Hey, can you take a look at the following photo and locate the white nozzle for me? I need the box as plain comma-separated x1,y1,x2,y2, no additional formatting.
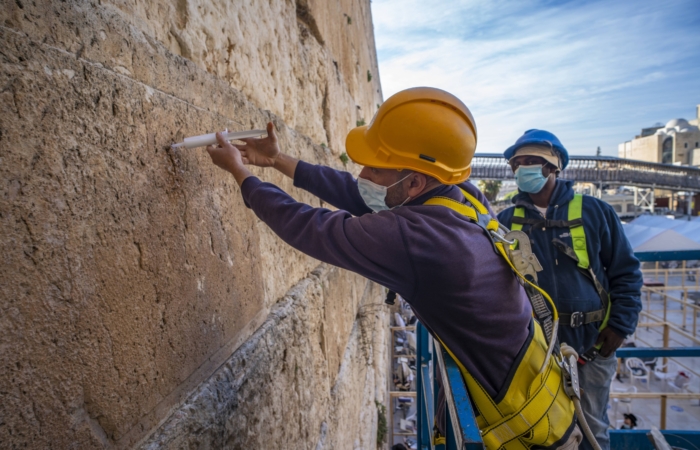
172,129,266,149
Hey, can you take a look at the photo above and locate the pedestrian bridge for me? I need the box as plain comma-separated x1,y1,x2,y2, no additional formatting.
471,155,700,192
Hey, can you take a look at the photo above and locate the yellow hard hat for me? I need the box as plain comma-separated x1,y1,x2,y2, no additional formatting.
346,87,477,184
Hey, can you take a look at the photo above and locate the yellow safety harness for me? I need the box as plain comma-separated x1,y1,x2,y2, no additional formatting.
424,189,577,450
511,194,611,362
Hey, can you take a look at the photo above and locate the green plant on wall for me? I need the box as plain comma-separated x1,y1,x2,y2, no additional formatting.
339,152,349,166
375,401,387,446
356,119,366,127
347,16,352,24
367,70,372,82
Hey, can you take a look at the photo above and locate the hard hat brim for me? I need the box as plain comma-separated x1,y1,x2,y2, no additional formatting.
510,146,561,170
345,126,471,184
346,125,387,169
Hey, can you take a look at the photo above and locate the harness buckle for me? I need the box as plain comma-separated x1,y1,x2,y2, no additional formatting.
560,354,581,400
579,347,599,365
489,230,516,246
570,311,585,328
502,230,543,282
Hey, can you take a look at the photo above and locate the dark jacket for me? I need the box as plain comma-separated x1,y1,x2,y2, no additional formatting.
498,179,643,354
241,161,533,398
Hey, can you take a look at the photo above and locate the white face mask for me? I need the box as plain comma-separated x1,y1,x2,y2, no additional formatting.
357,174,412,212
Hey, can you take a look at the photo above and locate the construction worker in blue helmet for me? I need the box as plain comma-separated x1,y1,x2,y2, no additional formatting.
498,129,643,450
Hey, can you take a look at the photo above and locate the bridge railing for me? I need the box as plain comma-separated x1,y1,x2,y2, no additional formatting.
415,322,700,450
470,154,700,191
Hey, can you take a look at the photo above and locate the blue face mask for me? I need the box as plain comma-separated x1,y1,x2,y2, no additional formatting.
357,174,411,212
515,165,549,193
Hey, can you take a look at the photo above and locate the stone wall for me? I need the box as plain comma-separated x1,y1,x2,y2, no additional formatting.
0,1,387,448
621,134,662,163
673,131,700,165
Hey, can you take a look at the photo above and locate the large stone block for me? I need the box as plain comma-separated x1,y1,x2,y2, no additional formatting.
0,0,382,157
138,265,388,449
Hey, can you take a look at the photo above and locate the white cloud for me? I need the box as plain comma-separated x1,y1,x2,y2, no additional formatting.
371,0,700,155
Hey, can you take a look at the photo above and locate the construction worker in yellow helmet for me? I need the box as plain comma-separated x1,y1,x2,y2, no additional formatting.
204,87,580,449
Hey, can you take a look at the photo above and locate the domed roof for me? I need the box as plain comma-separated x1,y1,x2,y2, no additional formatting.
666,118,690,129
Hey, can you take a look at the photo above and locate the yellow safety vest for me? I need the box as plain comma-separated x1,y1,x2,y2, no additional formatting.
511,194,611,333
424,189,577,450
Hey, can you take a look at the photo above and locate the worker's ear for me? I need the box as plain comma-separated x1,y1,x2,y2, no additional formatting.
405,172,429,197
544,164,559,178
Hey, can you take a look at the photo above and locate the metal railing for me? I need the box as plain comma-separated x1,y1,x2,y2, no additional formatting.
416,323,483,449
415,321,700,449
642,265,700,291
471,154,700,191
612,347,700,433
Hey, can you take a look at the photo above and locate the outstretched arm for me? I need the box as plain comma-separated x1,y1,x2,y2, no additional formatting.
204,133,414,296
292,162,372,216
214,122,371,215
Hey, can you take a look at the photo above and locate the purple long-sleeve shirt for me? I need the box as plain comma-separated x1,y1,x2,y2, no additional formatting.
240,161,532,398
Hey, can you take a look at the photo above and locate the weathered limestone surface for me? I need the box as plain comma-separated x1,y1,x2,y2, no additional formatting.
139,266,387,450
0,1,386,448
103,0,382,153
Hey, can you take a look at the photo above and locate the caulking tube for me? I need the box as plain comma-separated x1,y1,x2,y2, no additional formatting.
171,129,267,149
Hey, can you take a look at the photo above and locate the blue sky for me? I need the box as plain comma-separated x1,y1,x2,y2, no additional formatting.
370,0,700,156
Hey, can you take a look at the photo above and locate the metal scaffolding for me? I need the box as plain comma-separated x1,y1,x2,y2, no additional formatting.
634,187,655,214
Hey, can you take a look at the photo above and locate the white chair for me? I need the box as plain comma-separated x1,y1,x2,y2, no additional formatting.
399,418,416,433
611,385,637,416
653,360,679,384
665,370,699,405
652,360,693,394
626,357,650,388
642,357,658,371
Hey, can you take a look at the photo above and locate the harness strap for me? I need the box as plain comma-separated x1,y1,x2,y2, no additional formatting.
511,217,584,229
424,191,499,234
429,190,560,342
511,207,525,250
512,208,525,232
559,310,606,328
424,190,570,448
424,196,479,222
482,363,562,450
556,195,611,331
568,194,589,269
524,284,554,341
512,195,611,331
427,191,557,323
438,324,562,450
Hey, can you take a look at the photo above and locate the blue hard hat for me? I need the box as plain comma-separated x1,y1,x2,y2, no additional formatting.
503,129,569,170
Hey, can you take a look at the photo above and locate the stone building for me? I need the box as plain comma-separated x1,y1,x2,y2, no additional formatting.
0,1,390,448
618,106,700,166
